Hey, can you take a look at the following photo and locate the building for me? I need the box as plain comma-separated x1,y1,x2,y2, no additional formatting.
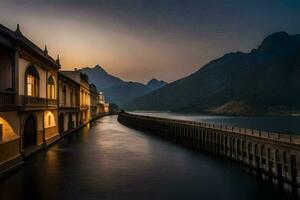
89,84,98,119
98,92,109,114
0,24,60,169
0,24,110,176
60,70,91,125
58,73,80,135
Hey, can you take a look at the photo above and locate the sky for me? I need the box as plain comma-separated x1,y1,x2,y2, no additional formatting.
1,0,300,83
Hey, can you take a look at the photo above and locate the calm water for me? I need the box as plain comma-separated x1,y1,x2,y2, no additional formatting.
0,116,297,199
131,111,300,135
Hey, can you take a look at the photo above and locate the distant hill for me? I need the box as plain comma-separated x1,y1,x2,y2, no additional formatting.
80,65,167,106
125,32,300,116
146,79,168,90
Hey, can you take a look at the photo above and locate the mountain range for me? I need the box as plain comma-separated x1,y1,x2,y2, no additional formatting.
80,65,167,105
125,32,300,115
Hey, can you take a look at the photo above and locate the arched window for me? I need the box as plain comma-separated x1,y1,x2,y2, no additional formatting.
47,76,56,99
25,65,39,97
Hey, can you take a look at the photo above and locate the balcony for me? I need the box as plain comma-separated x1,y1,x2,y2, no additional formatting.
0,92,16,111
0,92,15,106
24,96,46,106
18,95,58,109
47,99,58,107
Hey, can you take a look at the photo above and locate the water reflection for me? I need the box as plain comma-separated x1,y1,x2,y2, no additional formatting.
0,116,298,200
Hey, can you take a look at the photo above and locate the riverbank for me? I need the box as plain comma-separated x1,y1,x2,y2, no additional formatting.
0,115,298,200
0,113,114,179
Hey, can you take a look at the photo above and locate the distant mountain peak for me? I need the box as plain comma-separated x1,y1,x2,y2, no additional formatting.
147,78,167,84
147,78,158,84
259,32,294,51
147,78,167,90
93,64,108,74
79,65,167,106
256,32,300,57
262,32,289,43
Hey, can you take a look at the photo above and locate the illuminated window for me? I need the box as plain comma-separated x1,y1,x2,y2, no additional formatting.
27,75,34,96
25,65,39,97
47,76,56,99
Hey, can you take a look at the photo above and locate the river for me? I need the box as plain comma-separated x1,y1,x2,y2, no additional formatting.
130,111,300,135
0,115,297,199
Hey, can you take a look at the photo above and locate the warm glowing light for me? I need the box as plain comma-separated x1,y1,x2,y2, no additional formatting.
0,117,17,142
104,104,109,113
47,76,56,99
44,111,56,128
26,75,34,96
0,123,3,140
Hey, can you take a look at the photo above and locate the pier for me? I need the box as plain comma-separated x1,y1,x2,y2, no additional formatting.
118,112,300,187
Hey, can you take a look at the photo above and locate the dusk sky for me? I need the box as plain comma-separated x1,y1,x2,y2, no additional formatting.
1,0,300,83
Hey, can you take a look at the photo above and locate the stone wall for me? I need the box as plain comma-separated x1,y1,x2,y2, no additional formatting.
118,112,300,187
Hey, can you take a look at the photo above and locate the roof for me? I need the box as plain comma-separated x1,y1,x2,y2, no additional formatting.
58,72,80,88
0,24,60,70
60,70,90,90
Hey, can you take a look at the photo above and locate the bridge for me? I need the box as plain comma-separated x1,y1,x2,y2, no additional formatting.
118,112,300,187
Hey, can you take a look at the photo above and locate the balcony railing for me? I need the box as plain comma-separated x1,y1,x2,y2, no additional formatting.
18,95,57,108
0,92,15,106
47,99,58,107
24,96,47,106
1,94,59,109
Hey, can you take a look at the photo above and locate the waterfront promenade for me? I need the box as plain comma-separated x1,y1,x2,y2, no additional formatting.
118,112,300,188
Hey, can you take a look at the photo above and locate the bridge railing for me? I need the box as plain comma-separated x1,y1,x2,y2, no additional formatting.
123,112,300,145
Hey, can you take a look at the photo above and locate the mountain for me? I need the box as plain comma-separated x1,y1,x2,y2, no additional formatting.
146,79,167,90
80,65,124,91
125,32,300,115
80,65,167,106
102,82,152,105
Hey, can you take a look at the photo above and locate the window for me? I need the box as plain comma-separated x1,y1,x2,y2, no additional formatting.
25,65,39,97
47,76,55,99
63,86,67,105
27,75,34,96
74,90,77,106
70,89,73,106
81,90,84,106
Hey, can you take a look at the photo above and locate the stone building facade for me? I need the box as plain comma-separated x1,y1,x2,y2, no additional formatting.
0,24,61,169
60,70,91,125
89,84,98,120
58,73,80,135
97,92,109,114
0,24,109,176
